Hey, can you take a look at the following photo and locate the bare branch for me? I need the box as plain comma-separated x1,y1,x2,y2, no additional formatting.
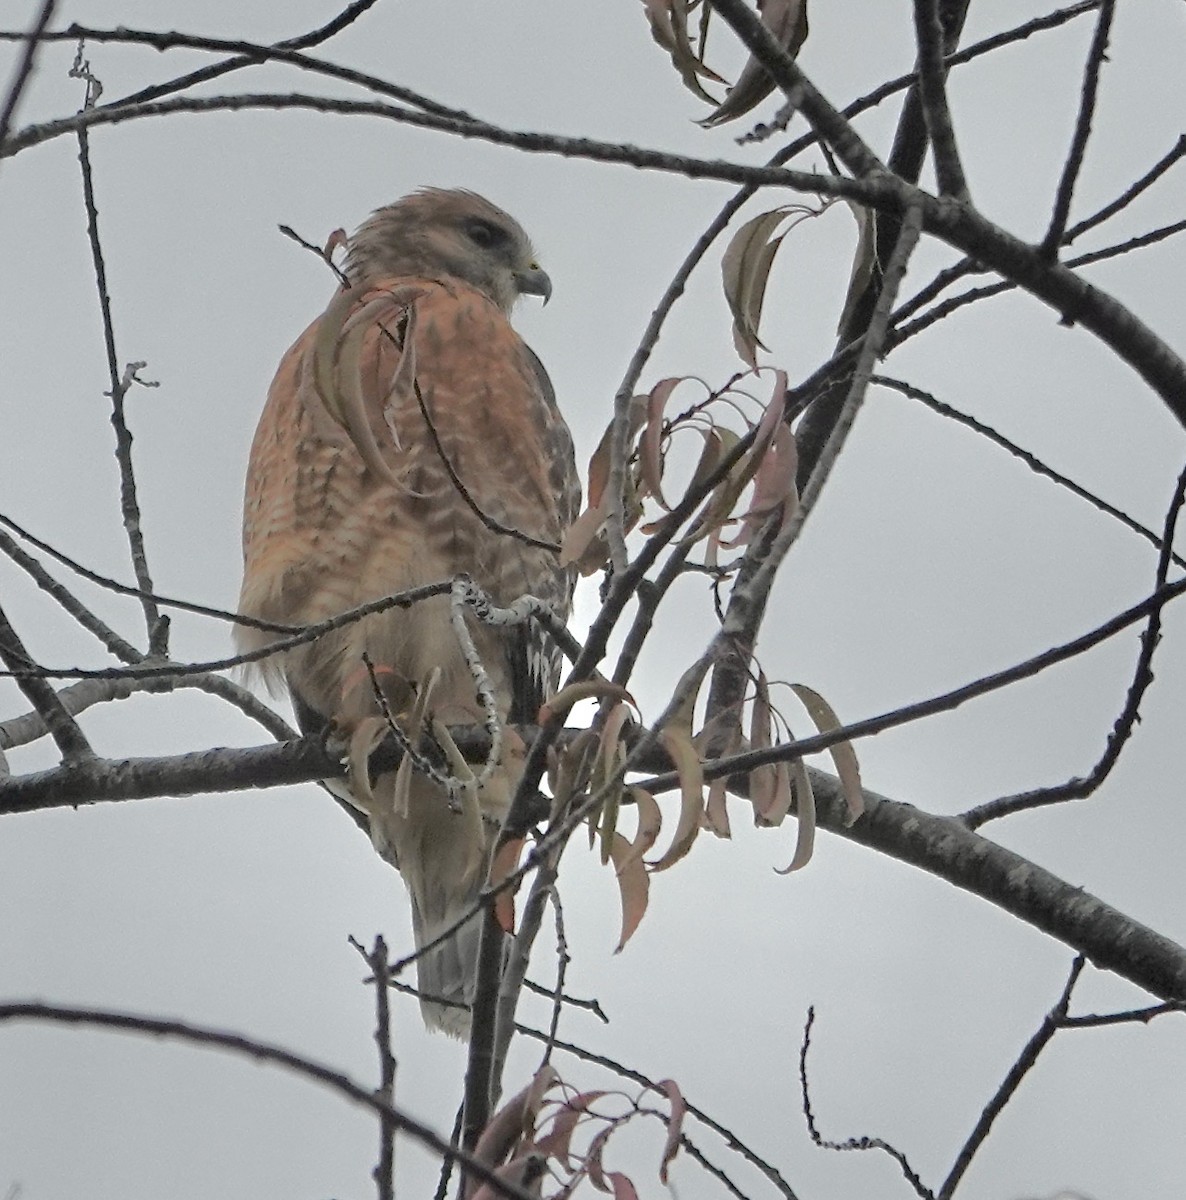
800,1007,934,1199
99,0,386,109
0,0,55,159
938,957,1086,1199
871,376,1186,570
1040,0,1116,258
0,600,93,764
962,461,1186,827
351,935,397,1200
0,525,142,662
72,60,166,654
0,1001,539,1200
913,0,970,200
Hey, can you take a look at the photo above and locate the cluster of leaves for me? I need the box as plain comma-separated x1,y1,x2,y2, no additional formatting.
465,1066,685,1200
643,0,809,128
545,368,863,952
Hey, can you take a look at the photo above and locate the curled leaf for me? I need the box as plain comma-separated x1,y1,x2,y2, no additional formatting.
643,0,726,103
650,726,704,871
608,831,650,952
467,1066,559,1198
639,377,686,509
775,759,815,872
653,1078,686,1183
700,0,809,129
721,208,791,367
791,682,864,823
614,788,662,873
538,680,635,726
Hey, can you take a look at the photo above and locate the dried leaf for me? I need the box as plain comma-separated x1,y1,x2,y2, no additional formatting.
720,422,799,548
837,199,878,336
748,670,776,821
791,682,864,823
586,395,647,510
617,788,662,870
489,836,526,933
470,1154,546,1200
721,208,790,367
642,0,727,103
559,502,608,571
323,226,348,259
700,0,809,129
608,831,650,951
467,1066,559,1198
539,680,635,726
703,777,731,837
764,760,796,829
587,1125,641,1200
535,1091,608,1168
653,1078,686,1183
775,760,815,871
650,726,704,871
639,377,686,509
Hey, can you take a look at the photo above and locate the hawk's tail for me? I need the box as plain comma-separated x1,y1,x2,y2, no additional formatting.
373,769,504,1040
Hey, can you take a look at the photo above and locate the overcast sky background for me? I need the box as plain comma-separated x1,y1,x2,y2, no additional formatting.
1,2,1185,1198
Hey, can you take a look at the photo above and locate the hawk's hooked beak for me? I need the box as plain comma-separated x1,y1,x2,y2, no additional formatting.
514,264,553,305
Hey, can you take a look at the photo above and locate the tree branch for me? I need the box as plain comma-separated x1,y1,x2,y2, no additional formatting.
1040,0,1116,257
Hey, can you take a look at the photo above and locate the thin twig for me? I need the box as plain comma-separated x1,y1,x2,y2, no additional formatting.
100,0,387,109
72,49,165,655
351,935,397,1200
0,510,305,634
542,885,567,1066
1059,1002,1186,1029
0,0,55,157
938,957,1085,1198
636,573,1186,796
0,526,142,662
515,1024,800,1199
1040,0,1116,258
871,376,1186,570
962,460,1186,827
799,1007,934,1199
0,1001,539,1200
1064,133,1186,245
0,601,93,763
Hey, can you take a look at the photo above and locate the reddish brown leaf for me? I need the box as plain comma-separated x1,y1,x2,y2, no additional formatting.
467,1067,559,1198
534,1091,608,1169
654,1078,686,1183
586,1126,640,1200
639,377,686,509
489,836,526,933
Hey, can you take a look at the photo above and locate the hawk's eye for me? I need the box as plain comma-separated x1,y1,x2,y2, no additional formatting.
465,219,504,249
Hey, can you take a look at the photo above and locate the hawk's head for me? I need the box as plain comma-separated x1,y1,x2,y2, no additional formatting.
345,188,551,313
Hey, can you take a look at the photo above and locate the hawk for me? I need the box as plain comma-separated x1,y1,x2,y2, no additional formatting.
237,189,580,1036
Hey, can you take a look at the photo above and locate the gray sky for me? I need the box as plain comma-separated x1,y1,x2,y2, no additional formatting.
2,2,1185,1198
